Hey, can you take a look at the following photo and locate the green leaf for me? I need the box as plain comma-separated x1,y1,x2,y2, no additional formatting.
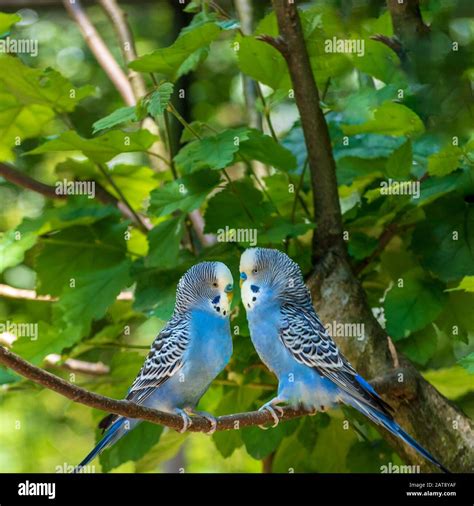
146,82,174,117
99,164,157,210
35,221,128,296
384,269,446,340
436,290,474,343
129,23,221,79
239,129,297,171
423,366,474,397
346,440,394,473
133,262,183,320
258,218,315,245
458,353,474,374
12,322,68,365
0,54,94,112
352,39,404,84
348,232,378,260
241,423,292,460
100,423,164,473
342,102,425,137
53,260,131,343
28,129,158,164
135,430,188,472
397,326,438,365
146,217,185,269
0,12,21,35
275,412,358,472
212,386,261,458
149,169,220,217
174,127,250,174
56,160,157,211
446,276,474,292
0,93,55,161
92,106,137,134
0,230,37,273
204,179,270,233
236,35,291,90
427,145,463,177
412,196,474,282
386,139,413,179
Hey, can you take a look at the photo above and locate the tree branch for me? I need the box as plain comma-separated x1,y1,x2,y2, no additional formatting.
98,0,147,99
272,1,474,472
0,283,133,302
386,0,430,43
269,1,345,264
0,163,67,200
0,345,311,433
62,0,136,106
44,354,110,376
0,162,151,232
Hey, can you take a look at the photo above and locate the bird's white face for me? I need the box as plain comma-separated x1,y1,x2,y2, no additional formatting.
239,248,261,312
209,262,234,318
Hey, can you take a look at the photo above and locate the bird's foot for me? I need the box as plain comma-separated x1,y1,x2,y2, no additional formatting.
258,399,285,430
175,408,193,433
185,408,217,435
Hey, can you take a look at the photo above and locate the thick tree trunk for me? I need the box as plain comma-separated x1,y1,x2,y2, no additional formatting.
272,0,474,472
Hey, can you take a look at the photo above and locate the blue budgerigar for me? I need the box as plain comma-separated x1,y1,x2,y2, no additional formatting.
76,261,234,471
239,247,449,473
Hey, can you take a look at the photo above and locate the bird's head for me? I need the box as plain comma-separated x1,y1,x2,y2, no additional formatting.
239,247,310,312
175,261,233,317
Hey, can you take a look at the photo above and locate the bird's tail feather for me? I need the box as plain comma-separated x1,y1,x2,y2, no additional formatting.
73,417,127,473
347,397,450,473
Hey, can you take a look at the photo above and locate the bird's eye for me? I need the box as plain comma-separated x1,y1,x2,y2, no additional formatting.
252,269,258,274
212,282,218,287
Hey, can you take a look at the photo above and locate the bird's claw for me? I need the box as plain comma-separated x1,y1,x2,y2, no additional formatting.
200,413,218,435
176,409,193,433
258,402,284,430
185,409,217,435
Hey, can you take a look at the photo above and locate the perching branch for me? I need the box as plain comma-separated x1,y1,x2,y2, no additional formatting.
0,345,311,432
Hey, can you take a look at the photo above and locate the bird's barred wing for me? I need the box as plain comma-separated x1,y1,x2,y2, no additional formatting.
278,303,350,371
278,303,391,414
127,313,191,404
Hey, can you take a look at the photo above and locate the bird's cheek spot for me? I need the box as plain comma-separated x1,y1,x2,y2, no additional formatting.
212,295,221,304
250,285,260,293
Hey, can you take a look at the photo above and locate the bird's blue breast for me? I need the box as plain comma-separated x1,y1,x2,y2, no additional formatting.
247,301,339,410
146,309,232,411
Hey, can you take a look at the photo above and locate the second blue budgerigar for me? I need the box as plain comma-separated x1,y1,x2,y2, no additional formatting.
76,261,234,471
239,247,449,473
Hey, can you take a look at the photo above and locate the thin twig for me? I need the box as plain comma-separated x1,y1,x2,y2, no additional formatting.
96,163,149,232
98,0,147,98
290,157,308,224
62,0,135,106
0,283,133,302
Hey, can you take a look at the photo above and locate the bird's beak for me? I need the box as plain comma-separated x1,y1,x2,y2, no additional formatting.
239,271,247,288
225,283,233,303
